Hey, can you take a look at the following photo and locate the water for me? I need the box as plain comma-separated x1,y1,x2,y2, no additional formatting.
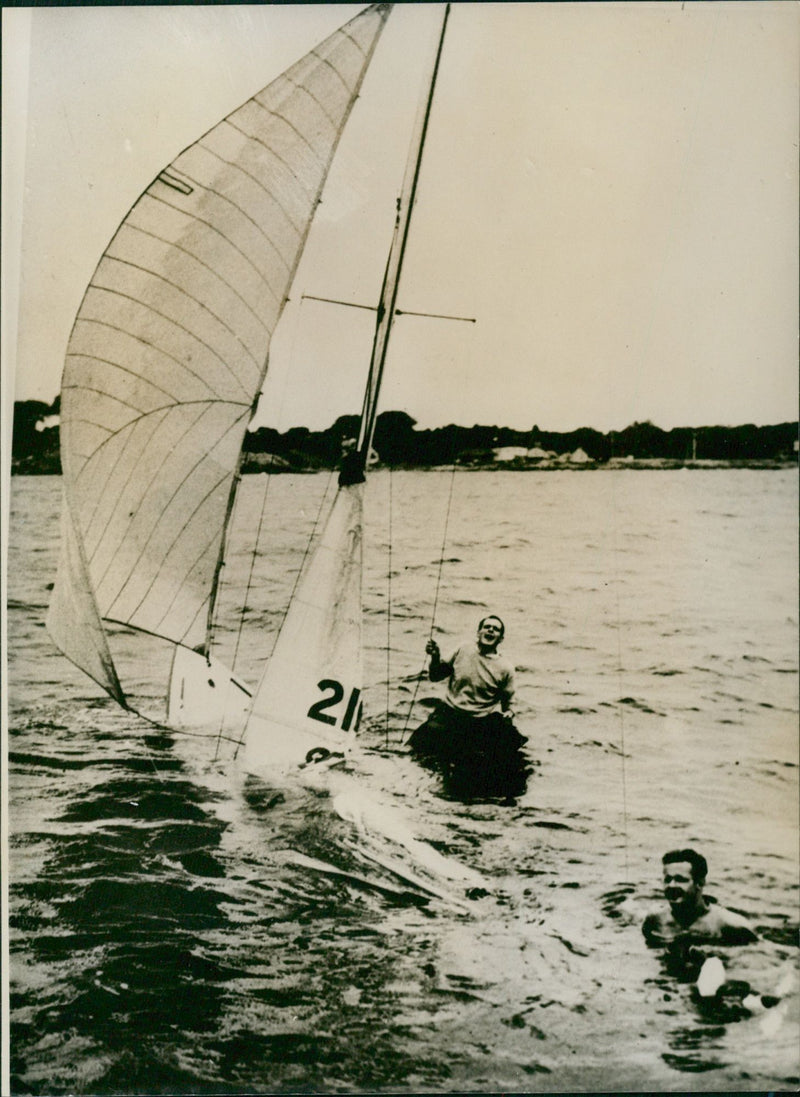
7,468,798,1093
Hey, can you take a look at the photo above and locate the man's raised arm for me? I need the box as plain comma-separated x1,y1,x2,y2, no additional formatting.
426,639,453,682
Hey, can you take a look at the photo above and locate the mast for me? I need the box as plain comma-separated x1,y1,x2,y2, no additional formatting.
202,4,394,649
243,5,451,769
341,3,451,486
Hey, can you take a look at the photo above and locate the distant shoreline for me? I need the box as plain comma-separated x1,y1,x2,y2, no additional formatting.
11,458,797,477
11,400,798,476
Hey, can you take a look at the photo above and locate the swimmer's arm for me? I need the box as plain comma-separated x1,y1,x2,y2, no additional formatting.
642,913,667,944
704,903,758,944
718,920,758,945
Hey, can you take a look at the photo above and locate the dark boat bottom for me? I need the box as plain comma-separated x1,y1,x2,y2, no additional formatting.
409,701,532,804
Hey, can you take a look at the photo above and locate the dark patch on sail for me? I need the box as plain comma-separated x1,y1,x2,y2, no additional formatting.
156,170,194,195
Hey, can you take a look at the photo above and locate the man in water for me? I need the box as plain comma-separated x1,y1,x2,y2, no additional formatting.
409,615,525,779
643,848,757,946
642,849,779,1019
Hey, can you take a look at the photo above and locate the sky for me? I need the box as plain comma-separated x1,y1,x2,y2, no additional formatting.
3,1,798,434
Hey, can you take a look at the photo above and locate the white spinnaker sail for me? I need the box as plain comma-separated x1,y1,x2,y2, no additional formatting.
244,483,364,771
47,5,392,713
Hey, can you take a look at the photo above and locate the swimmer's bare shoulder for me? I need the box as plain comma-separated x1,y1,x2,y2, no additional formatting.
692,904,758,944
643,905,757,945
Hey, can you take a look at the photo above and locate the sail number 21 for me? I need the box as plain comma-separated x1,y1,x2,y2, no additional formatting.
307,679,362,732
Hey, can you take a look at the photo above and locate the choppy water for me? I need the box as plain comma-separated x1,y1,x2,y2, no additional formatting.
7,468,799,1094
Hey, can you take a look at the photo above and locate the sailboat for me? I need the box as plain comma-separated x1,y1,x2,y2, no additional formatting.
47,4,452,781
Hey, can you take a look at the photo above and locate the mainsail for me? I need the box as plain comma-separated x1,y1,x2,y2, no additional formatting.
47,4,393,720
244,484,364,770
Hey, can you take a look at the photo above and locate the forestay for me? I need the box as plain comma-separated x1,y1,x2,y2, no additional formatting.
47,4,392,721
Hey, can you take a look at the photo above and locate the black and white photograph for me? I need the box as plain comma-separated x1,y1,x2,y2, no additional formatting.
2,2,798,1093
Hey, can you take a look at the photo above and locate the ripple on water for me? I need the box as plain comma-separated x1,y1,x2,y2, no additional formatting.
7,470,799,1092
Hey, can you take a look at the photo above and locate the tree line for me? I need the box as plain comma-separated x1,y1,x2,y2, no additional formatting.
10,398,798,474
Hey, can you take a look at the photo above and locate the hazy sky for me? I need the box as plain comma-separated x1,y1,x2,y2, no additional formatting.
4,2,798,433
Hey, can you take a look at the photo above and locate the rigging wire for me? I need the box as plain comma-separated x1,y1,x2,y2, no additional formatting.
142,739,167,785
234,466,273,668
280,469,339,646
428,459,458,642
384,466,394,748
605,11,721,882
213,465,273,760
222,292,326,760
399,460,458,743
609,471,630,883
231,468,338,759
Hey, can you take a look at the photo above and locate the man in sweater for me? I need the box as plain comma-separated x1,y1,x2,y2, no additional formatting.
409,616,526,784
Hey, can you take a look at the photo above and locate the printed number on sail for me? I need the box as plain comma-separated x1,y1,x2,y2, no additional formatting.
308,680,362,731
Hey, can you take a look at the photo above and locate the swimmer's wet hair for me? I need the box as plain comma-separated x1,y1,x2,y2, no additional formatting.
663,848,707,883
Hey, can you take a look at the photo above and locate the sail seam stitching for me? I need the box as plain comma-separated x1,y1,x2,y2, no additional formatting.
73,316,222,400
86,285,253,403
153,522,219,637
64,355,185,404
309,49,354,96
106,435,244,625
72,398,252,549
340,27,368,61
61,383,170,419
78,406,170,550
223,117,315,200
120,222,274,336
196,142,304,237
280,74,338,134
143,190,284,303
64,416,112,437
85,402,218,580
156,165,294,277
99,254,263,384
249,101,324,167
65,390,249,417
